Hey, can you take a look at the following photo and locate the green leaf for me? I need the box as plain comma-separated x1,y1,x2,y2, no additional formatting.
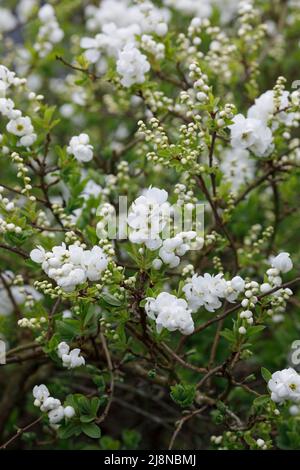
247,325,266,337
261,367,272,383
170,383,196,408
220,328,235,342
58,422,81,439
100,293,122,307
81,423,101,439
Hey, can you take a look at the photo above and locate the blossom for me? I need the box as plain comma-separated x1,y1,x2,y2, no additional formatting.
268,368,300,403
117,43,150,87
57,342,85,369
183,273,227,312
0,8,17,33
271,252,293,273
67,133,94,162
33,384,50,407
40,397,61,412
35,4,64,58
183,273,245,312
48,405,65,424
32,384,75,424
30,243,108,291
155,231,203,268
16,0,38,23
248,90,294,127
6,116,34,137
127,187,171,250
220,147,255,193
145,292,194,335
229,114,273,156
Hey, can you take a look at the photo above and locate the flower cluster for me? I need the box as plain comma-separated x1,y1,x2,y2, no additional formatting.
152,231,204,269
264,252,293,289
34,4,64,58
145,292,194,335
81,0,167,76
33,384,75,424
30,243,108,292
229,113,273,157
183,274,245,313
0,65,36,147
127,187,171,250
117,44,150,87
57,342,85,369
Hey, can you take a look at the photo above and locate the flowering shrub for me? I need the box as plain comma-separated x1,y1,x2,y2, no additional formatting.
1,0,300,451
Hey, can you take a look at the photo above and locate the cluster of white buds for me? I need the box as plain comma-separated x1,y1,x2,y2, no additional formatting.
182,264,195,277
189,63,210,104
0,217,22,234
0,186,16,214
211,435,223,445
116,161,130,190
18,316,47,330
10,152,36,201
33,384,75,424
174,184,197,206
51,202,76,229
143,89,172,113
237,281,260,334
34,4,64,58
141,35,165,61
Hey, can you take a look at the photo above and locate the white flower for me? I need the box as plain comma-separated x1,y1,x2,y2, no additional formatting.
57,342,85,369
40,397,61,412
35,4,64,57
183,273,227,312
145,292,194,335
57,341,70,358
6,116,34,137
117,43,150,87
248,90,294,127
0,8,17,33
157,232,202,268
48,405,65,424
271,252,293,273
128,187,171,250
225,276,245,302
33,384,50,407
268,368,300,404
17,0,37,23
67,133,94,162
0,65,20,97
82,246,109,281
229,114,273,156
0,98,17,119
220,147,255,193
